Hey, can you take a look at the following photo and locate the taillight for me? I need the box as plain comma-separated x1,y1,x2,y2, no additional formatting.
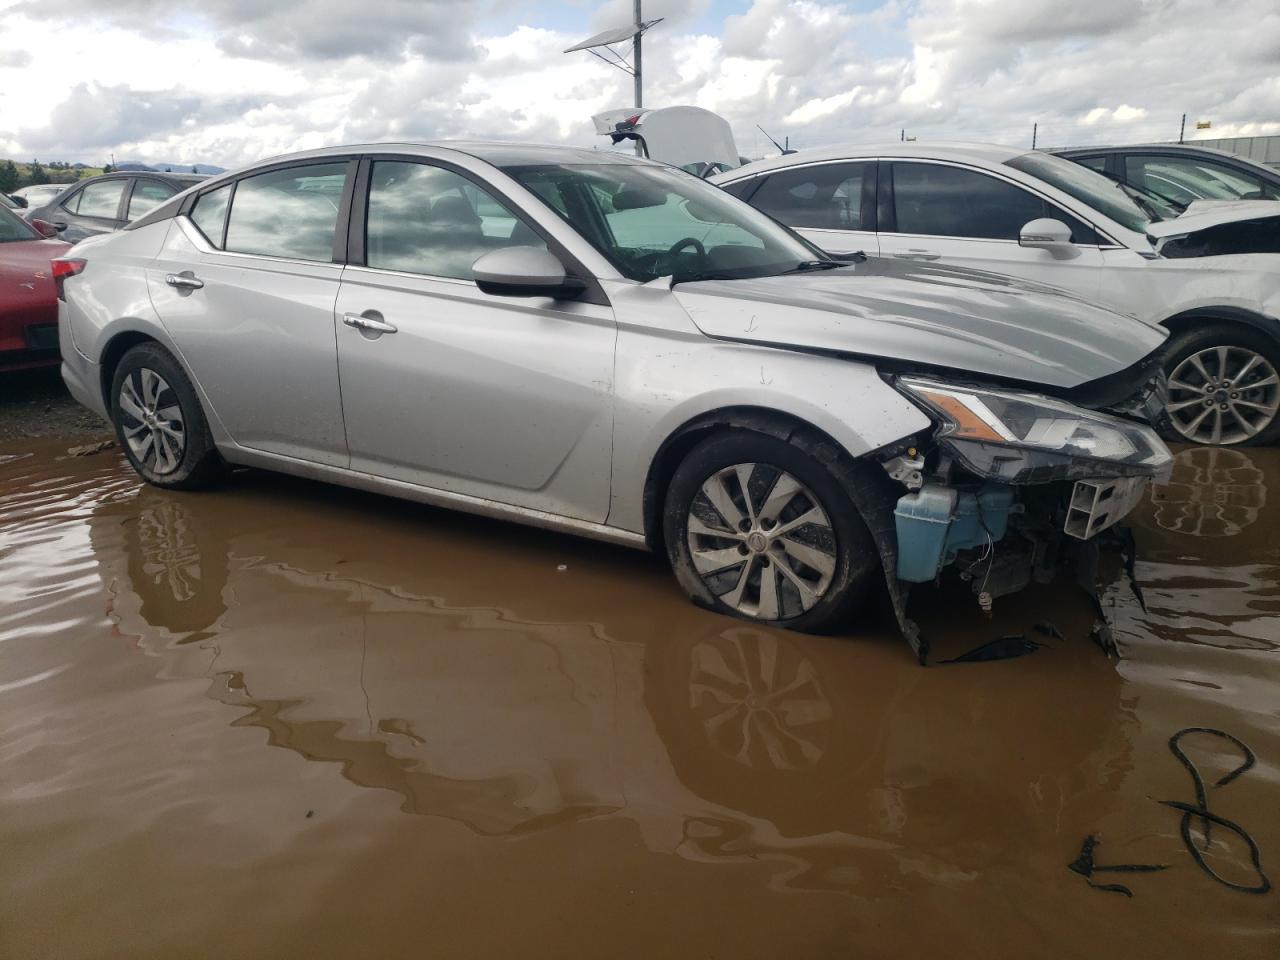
51,258,86,301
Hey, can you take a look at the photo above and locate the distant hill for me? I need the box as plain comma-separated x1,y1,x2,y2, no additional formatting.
115,161,226,174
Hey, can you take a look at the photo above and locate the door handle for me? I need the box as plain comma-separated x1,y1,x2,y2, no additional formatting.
165,272,204,290
342,312,398,334
891,249,941,261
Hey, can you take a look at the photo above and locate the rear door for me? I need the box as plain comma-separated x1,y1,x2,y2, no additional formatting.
738,161,879,257
333,156,617,522
51,177,130,242
147,159,355,466
877,160,1105,298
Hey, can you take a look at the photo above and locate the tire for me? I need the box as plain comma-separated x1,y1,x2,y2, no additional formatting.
110,342,225,489
1159,324,1280,447
663,430,879,634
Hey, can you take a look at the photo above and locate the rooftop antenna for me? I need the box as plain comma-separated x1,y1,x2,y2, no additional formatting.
756,125,796,155
565,1,663,111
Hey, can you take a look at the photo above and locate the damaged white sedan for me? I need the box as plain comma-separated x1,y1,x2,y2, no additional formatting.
57,143,1171,659
714,143,1280,446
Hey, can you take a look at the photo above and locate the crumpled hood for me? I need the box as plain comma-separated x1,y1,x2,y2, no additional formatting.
674,259,1167,391
1145,199,1280,240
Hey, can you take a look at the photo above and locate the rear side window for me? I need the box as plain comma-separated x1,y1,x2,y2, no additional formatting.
749,162,870,230
365,160,547,280
190,184,231,248
128,180,177,220
1074,155,1109,173
224,162,348,262
717,178,758,200
76,179,127,219
890,162,1101,244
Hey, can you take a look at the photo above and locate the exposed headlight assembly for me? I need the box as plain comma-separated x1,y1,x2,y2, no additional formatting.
896,376,1172,483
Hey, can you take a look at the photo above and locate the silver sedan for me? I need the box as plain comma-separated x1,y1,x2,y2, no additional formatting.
56,142,1171,656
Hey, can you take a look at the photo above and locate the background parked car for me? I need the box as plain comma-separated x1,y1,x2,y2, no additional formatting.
1054,143,1280,208
26,171,204,243
10,183,67,214
0,205,70,371
713,142,1280,446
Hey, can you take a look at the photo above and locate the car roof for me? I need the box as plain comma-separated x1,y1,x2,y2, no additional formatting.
232,141,655,172
1050,142,1280,178
719,141,1027,178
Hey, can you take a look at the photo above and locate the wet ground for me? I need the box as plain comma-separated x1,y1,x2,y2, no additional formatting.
0,367,107,444
1,426,1277,958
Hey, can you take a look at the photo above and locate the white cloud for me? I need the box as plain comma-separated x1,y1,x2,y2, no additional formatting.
0,0,1276,166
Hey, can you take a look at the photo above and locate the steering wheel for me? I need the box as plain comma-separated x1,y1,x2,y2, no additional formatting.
662,236,707,276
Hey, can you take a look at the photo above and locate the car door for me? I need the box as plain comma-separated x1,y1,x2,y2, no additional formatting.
146,159,355,466
333,157,616,522
737,161,880,257
124,177,180,224
50,176,130,242
877,160,1105,299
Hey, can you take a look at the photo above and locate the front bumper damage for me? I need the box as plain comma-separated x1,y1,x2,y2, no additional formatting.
863,369,1172,664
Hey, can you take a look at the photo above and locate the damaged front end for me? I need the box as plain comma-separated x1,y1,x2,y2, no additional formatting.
864,373,1173,664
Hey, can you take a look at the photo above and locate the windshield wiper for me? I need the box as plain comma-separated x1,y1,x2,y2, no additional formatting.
780,259,846,274
669,271,745,285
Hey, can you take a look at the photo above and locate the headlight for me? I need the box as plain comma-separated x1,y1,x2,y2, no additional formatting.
896,376,1172,482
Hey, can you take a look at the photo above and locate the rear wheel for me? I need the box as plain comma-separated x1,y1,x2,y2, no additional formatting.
663,430,878,634
110,342,225,489
1161,324,1280,446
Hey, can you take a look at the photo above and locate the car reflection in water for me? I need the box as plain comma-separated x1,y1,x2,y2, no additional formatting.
1112,445,1279,653
90,474,1134,898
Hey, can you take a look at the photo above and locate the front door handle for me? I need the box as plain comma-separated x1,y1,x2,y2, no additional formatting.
342,311,398,335
165,272,204,289
891,249,941,261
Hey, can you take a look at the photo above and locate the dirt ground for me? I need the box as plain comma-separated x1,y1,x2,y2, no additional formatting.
0,366,111,444
1,376,1277,959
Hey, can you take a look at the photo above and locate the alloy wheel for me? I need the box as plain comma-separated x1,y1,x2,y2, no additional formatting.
118,367,186,475
1166,346,1280,445
686,462,837,620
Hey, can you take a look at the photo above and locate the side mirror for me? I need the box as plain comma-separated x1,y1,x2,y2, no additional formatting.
1019,218,1078,259
472,247,584,299
30,219,61,239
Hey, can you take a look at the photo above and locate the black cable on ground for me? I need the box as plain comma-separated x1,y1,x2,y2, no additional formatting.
1159,727,1271,895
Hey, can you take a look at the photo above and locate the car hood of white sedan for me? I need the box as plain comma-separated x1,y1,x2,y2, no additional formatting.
1145,198,1280,239
672,258,1168,391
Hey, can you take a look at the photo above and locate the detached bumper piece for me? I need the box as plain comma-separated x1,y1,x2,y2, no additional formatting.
1064,476,1147,540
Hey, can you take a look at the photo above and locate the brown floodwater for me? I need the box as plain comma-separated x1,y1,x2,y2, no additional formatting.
1,438,1277,959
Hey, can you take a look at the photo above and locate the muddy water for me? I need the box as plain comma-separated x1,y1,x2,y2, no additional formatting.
1,439,1276,959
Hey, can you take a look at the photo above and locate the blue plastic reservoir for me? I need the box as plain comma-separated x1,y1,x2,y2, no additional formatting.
894,484,1014,583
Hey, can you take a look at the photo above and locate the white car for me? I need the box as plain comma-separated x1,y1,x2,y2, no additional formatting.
713,143,1280,446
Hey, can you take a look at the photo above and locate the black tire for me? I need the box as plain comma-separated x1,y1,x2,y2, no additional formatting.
110,342,225,489
663,430,879,634
1158,323,1280,447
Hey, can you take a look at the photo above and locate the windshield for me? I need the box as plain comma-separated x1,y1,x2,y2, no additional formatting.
500,161,824,282
1006,151,1152,234
0,205,37,242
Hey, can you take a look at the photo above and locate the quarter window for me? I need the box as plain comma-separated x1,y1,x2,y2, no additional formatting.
890,162,1100,243
128,180,177,220
75,179,127,219
365,161,546,280
224,162,349,262
749,163,870,230
190,184,231,248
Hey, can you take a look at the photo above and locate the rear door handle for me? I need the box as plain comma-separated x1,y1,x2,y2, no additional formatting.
165,272,204,290
342,311,398,334
891,249,941,261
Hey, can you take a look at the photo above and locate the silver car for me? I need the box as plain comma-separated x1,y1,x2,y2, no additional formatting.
57,143,1172,659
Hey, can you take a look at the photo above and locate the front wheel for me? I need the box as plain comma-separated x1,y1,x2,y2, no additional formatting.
1161,324,1280,446
663,430,879,634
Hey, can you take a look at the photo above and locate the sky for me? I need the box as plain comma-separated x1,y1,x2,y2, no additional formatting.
0,0,1276,168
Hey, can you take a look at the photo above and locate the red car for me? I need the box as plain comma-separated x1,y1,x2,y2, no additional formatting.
1,205,70,371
